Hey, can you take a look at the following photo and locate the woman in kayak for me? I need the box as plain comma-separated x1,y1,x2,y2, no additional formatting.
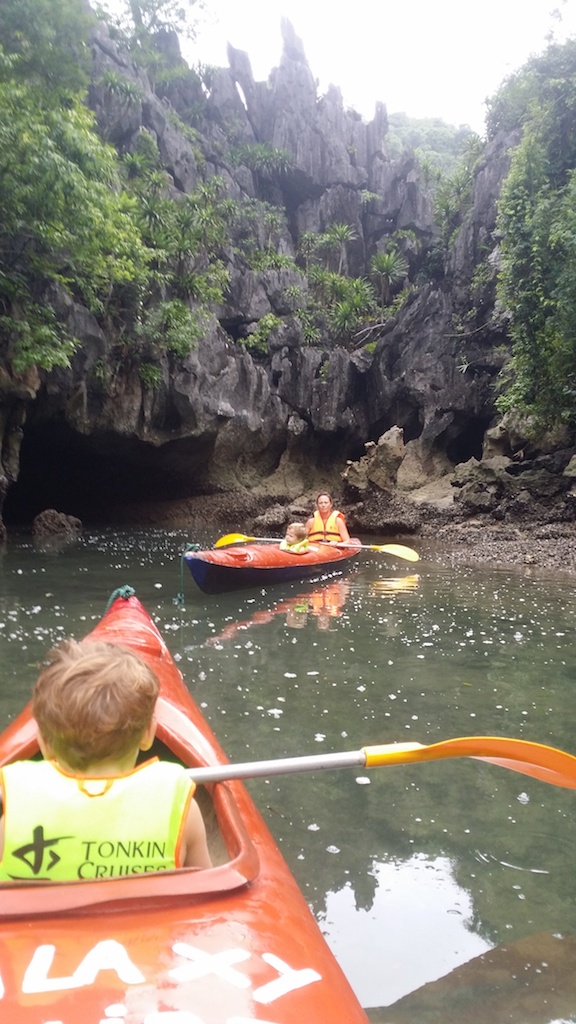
306,492,352,543
0,640,212,882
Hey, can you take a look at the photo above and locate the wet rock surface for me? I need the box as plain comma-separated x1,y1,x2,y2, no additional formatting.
32,508,83,537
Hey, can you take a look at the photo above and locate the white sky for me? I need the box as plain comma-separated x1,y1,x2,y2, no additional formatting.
188,0,576,133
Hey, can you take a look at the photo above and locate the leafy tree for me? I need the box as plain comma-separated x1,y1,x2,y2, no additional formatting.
432,164,474,248
98,0,202,43
244,313,283,354
98,0,205,92
134,299,204,357
386,112,477,175
297,232,320,273
230,144,293,176
0,0,93,97
370,249,409,309
495,39,576,429
324,223,357,276
0,79,152,371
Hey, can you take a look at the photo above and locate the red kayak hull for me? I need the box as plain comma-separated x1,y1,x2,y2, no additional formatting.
0,594,368,1023
185,542,357,593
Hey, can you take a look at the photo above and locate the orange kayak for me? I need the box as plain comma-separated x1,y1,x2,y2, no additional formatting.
185,542,357,593
0,591,369,1023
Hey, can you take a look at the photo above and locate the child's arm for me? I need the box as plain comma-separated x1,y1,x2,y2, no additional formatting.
182,797,213,869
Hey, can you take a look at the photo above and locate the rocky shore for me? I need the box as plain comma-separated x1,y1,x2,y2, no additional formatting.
416,520,576,580
111,488,576,582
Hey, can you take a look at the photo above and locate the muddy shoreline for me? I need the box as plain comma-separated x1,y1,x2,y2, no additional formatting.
109,491,576,583
415,520,576,580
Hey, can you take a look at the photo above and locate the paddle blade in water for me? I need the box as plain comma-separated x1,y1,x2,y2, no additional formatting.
375,543,420,561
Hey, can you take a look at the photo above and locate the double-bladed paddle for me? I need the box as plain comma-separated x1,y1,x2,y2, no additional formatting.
214,532,420,562
187,735,576,789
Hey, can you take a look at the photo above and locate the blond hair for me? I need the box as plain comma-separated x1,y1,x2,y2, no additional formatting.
287,522,307,540
32,640,159,770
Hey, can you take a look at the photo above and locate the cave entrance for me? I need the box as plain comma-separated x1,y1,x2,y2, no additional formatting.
3,420,215,527
445,415,492,465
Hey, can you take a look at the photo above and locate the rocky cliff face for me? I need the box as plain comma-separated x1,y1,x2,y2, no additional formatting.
0,15,547,534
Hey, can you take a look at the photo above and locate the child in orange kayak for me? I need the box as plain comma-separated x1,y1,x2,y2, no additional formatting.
0,640,212,882
279,521,310,553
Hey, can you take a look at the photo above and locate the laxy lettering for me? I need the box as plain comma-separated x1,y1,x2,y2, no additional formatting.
2,937,321,1021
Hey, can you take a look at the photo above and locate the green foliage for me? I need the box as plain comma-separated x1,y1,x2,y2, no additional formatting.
314,223,357,275
0,0,93,98
324,277,377,342
433,164,474,247
230,144,293,175
282,285,307,311
231,198,293,272
0,80,153,369
495,40,576,428
115,0,201,40
297,310,321,347
0,307,77,374
97,0,204,93
246,251,297,272
99,70,143,108
138,362,164,388
126,169,233,306
134,299,203,357
244,313,283,354
386,112,477,175
370,248,409,308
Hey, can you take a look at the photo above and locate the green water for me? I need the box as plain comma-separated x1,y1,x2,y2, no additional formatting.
1,528,576,1014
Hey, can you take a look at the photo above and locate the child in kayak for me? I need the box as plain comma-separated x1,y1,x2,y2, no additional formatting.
0,640,212,882
279,522,310,553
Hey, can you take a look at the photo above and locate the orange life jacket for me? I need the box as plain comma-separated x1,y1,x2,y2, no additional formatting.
308,509,343,542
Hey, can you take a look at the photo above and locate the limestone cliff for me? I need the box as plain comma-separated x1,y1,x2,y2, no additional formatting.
0,15,532,532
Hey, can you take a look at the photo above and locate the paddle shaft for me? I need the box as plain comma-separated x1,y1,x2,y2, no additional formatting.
189,750,365,783
187,736,576,788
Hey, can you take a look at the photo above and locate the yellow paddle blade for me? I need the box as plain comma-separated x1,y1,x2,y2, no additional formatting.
373,543,420,561
214,532,256,548
362,736,576,789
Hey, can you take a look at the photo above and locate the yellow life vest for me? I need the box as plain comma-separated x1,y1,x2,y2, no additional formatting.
308,509,343,542
279,538,309,553
0,758,194,882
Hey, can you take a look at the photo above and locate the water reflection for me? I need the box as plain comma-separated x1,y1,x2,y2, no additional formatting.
208,578,359,640
320,854,490,1007
207,574,420,643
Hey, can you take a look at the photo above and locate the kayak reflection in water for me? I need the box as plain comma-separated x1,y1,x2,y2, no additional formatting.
208,574,421,645
208,580,352,643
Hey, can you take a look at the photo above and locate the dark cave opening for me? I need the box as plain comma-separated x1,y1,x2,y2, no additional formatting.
3,420,215,527
445,415,492,464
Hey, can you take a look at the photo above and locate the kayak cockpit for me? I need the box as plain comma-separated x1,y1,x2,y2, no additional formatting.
0,696,260,919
